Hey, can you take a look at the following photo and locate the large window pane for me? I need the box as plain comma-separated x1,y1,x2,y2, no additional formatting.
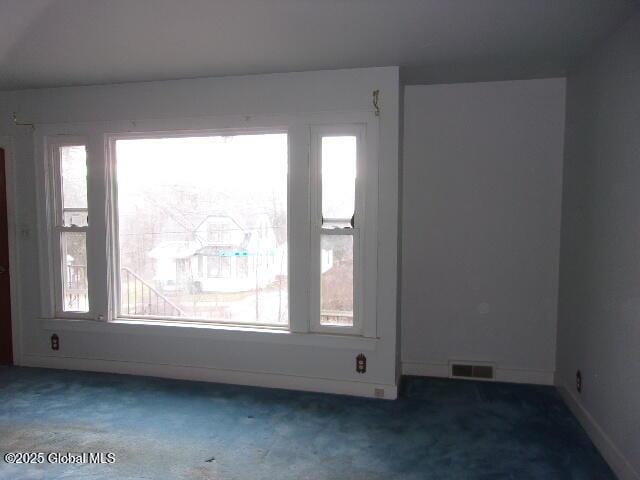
320,234,354,326
321,136,356,227
116,134,288,325
61,232,89,312
59,145,88,226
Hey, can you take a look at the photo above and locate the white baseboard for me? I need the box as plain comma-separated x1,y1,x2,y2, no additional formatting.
558,385,639,480
495,367,555,385
401,361,555,385
19,354,397,400
402,361,449,378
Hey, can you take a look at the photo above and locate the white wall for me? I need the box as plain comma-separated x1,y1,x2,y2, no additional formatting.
401,78,566,384
556,11,640,480
0,67,400,398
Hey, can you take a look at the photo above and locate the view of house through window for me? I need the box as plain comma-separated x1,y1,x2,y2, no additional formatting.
115,133,288,325
320,136,356,327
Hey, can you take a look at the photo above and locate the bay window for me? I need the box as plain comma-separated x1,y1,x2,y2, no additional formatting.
39,113,377,337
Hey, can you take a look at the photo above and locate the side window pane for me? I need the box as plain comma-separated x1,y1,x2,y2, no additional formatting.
320,235,354,326
116,134,288,325
61,232,89,312
59,145,88,226
321,136,356,227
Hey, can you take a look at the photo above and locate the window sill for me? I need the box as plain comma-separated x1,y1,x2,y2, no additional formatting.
38,318,379,351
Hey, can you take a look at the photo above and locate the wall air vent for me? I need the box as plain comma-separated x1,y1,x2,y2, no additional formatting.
450,362,494,380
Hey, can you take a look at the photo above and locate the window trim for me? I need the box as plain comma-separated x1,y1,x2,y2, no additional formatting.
36,111,378,339
105,127,291,328
309,124,367,335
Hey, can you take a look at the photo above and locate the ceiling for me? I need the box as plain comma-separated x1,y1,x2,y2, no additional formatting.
0,0,637,90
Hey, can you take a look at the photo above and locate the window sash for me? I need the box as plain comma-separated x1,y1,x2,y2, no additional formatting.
310,125,366,335
47,137,93,318
318,228,359,331
58,231,89,313
107,128,291,328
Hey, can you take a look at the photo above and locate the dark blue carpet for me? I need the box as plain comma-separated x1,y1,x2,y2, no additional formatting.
0,367,614,479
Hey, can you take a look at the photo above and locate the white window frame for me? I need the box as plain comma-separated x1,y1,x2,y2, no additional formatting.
36,111,378,339
44,136,93,319
310,124,368,335
106,127,291,328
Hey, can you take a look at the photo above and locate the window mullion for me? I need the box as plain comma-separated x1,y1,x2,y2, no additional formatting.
288,123,311,333
309,129,322,332
86,133,109,321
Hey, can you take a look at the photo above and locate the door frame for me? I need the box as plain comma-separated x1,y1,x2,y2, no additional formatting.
0,136,22,365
